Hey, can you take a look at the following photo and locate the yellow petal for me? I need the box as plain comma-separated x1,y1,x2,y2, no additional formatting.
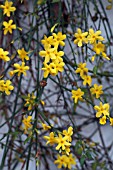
11,40,14,44
17,27,22,31
0,75,3,79
40,100,45,106
51,23,58,33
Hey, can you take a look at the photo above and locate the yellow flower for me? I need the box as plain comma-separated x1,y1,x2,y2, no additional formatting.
41,35,53,48
87,28,104,44
99,116,106,125
42,60,65,78
91,55,96,62
40,32,65,78
80,68,88,79
93,42,105,54
3,20,16,35
0,80,14,95
75,62,87,74
54,154,76,169
49,60,65,76
3,80,14,95
39,46,56,63
42,123,51,130
0,0,16,17
83,75,92,86
53,60,65,74
44,132,57,145
0,80,5,93
94,102,110,118
62,146,71,155
52,49,64,61
12,62,29,76
41,62,50,78
74,28,88,47
66,154,76,169
0,48,10,62
76,62,87,70
56,134,71,150
75,62,89,79
93,42,110,60
9,70,14,77
72,88,84,103
22,116,32,132
49,62,57,75
24,93,36,110
110,117,113,126
52,32,66,47
63,126,73,142
90,84,103,98
17,48,29,61
54,155,67,169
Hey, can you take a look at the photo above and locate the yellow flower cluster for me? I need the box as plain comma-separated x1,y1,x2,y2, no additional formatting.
0,1,16,35
73,62,104,97
94,102,113,126
54,154,76,169
71,62,92,105
94,102,109,125
75,62,92,86
0,2,22,96
73,28,111,126
74,28,110,61
72,62,110,125
72,60,111,125
94,102,109,120
0,47,14,95
39,32,66,78
90,83,113,126
0,47,29,96
43,126,76,169
9,48,29,77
